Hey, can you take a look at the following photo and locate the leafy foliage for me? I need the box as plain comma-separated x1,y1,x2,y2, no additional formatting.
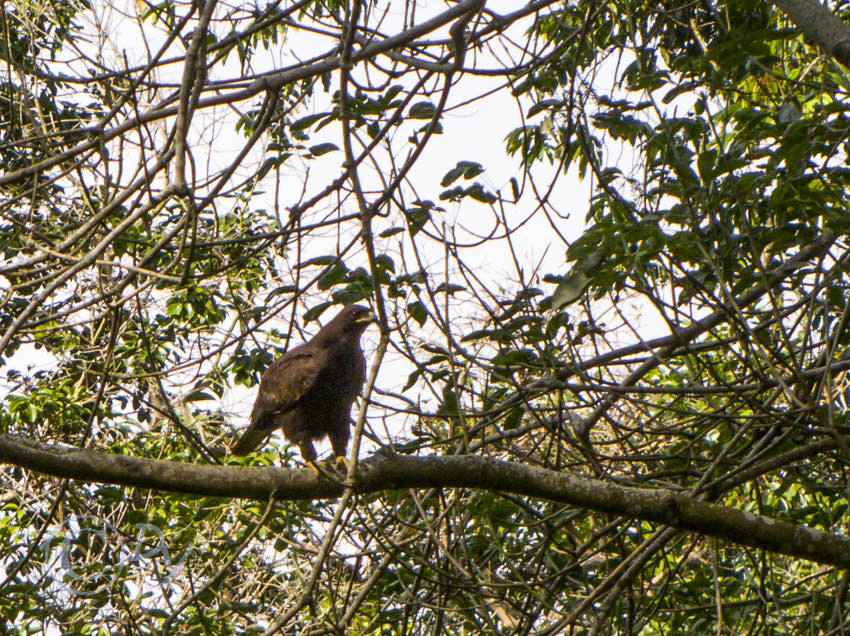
2,0,850,633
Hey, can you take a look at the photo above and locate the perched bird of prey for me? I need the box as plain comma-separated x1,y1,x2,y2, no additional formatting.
231,304,375,466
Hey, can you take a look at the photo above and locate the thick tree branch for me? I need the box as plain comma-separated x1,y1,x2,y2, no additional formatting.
773,0,850,68
2,433,848,569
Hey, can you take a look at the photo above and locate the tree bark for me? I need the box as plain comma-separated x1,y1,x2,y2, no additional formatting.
773,0,850,68
2,433,849,569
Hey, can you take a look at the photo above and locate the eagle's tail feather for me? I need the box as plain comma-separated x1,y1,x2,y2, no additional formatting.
231,427,268,456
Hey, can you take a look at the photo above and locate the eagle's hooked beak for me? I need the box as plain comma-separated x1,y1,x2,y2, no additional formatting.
356,311,377,325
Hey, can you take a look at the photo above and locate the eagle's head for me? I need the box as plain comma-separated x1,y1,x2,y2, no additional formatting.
318,304,376,342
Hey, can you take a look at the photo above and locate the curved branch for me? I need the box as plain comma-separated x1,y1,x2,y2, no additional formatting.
1,433,848,569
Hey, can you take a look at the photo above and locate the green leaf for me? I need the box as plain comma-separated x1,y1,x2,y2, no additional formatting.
777,103,800,125
375,254,395,273
551,269,589,308
435,282,465,295
466,183,497,204
317,261,349,290
300,255,339,267
491,349,537,366
440,161,484,187
437,388,459,417
332,283,370,305
697,148,717,183
527,99,564,117
408,101,437,119
462,328,500,342
405,205,431,235
184,390,215,403
439,186,466,202
291,112,328,132
303,302,333,322
503,407,524,430
309,142,338,157
407,301,428,327
403,368,423,391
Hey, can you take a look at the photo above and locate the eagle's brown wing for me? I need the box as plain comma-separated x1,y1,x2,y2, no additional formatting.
231,345,327,456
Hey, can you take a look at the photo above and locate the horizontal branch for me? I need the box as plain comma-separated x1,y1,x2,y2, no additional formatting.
1,434,848,569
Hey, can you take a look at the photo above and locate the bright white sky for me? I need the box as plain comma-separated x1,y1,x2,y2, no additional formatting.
3,0,672,458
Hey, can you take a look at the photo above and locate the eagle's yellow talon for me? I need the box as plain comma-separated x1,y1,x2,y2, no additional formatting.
229,305,375,469
305,457,347,481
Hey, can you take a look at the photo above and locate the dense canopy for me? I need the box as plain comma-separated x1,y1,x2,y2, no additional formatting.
2,0,850,634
